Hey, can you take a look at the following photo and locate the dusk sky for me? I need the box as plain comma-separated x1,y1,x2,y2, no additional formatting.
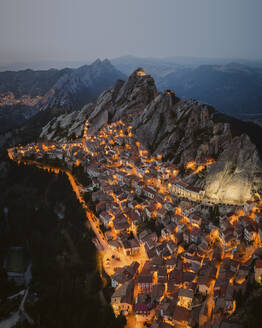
1,0,262,65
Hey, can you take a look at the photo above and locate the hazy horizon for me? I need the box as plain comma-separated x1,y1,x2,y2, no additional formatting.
1,0,262,68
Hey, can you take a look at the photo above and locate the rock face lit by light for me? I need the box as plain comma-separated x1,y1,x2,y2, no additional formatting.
205,134,262,204
205,176,252,204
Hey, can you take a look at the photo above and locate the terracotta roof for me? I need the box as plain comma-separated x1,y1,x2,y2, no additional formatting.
173,306,190,323
178,288,194,299
138,274,153,284
255,259,262,269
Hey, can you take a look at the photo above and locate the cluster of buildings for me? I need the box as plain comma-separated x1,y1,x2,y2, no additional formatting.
0,91,43,107
8,118,262,328
107,200,262,327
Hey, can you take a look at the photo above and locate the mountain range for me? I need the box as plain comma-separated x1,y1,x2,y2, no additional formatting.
0,59,125,133
1,56,262,137
157,63,262,116
111,56,262,117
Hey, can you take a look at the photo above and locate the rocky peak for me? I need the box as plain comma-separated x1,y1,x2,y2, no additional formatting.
39,68,262,203
115,67,157,106
130,84,262,203
101,58,112,66
86,68,157,135
91,58,102,66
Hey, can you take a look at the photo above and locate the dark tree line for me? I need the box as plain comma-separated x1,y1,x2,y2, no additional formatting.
0,160,125,328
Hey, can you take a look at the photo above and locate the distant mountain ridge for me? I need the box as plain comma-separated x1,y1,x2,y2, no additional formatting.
111,56,262,117
42,59,125,111
158,63,262,116
0,68,64,97
0,59,125,133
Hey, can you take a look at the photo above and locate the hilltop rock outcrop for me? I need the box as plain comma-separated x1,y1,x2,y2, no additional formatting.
39,68,262,203
86,68,157,136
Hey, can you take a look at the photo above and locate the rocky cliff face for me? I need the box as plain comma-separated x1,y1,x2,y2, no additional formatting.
87,68,157,134
205,134,262,203
40,68,262,203
39,104,94,142
132,89,262,203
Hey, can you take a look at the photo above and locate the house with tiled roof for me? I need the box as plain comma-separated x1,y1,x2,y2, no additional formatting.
111,279,134,316
151,284,165,303
157,267,168,284
198,274,212,295
165,256,176,270
244,224,257,242
134,293,154,322
189,214,202,227
255,259,262,283
113,215,129,232
138,261,153,292
166,240,177,255
173,305,191,327
111,261,140,288
177,288,194,310
160,297,177,322
99,211,113,227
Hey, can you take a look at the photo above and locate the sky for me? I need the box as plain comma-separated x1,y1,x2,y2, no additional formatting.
0,0,262,66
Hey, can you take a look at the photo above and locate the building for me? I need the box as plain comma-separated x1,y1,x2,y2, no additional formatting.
111,262,140,288
134,293,154,322
99,211,113,227
138,261,153,292
144,187,155,200
151,284,165,303
158,267,168,284
138,274,153,292
111,279,134,316
244,225,257,242
198,275,211,295
173,306,191,327
177,288,194,310
170,180,204,201
255,260,262,283
121,239,140,256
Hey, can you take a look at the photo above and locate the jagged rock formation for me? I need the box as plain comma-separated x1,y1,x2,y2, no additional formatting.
39,68,262,203
86,68,157,136
205,134,262,203
132,95,228,165
132,91,262,203
40,104,94,142
40,68,157,138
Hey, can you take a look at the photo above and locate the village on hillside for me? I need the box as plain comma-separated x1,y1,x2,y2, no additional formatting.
8,108,262,328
